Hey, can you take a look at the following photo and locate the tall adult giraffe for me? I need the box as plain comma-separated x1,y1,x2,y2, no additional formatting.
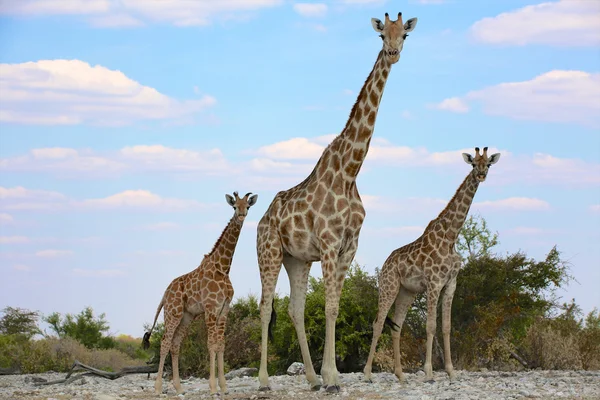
256,12,418,392
363,147,501,383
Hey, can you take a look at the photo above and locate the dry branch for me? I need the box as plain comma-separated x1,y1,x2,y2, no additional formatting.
34,360,158,386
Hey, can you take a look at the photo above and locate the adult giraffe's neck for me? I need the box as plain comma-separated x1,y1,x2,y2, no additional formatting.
312,50,392,183
206,216,243,275
436,170,480,244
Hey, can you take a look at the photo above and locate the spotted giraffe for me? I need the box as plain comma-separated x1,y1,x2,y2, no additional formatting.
255,12,418,393
363,147,501,383
142,191,258,395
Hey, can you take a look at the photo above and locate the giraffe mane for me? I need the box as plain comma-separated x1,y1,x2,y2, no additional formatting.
206,217,234,257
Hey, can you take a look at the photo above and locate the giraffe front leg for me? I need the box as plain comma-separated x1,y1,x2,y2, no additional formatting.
442,270,459,381
320,248,344,393
283,256,320,391
424,286,441,383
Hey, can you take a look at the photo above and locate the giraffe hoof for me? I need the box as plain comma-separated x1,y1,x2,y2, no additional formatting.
310,384,321,391
366,379,373,384
258,386,271,392
426,379,435,384
325,384,340,393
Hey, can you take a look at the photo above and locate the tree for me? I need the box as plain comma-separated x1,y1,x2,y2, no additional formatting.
44,307,115,349
0,307,41,339
456,214,499,261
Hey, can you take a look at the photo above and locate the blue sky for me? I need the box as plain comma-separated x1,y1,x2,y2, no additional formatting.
0,0,598,337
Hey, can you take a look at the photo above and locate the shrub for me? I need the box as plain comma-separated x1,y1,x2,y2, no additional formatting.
0,336,141,373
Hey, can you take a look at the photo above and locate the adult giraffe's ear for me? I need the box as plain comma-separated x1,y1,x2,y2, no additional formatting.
248,194,258,207
225,194,236,207
462,153,474,164
404,18,417,32
371,18,384,33
488,153,501,165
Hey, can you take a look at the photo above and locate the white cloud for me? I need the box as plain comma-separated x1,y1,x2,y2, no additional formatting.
470,0,600,47
0,186,67,210
73,268,125,277
590,204,600,214
494,152,600,187
293,3,327,18
35,249,74,258
88,13,143,28
0,236,30,244
0,213,14,224
0,145,231,177
474,197,551,211
431,97,469,113
434,70,600,126
119,145,229,174
0,0,110,15
78,190,204,211
415,0,446,4
255,137,325,160
0,186,208,212
0,0,283,27
13,264,32,271
0,59,216,126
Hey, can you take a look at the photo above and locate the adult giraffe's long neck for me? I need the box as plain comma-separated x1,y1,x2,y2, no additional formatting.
206,216,244,275
315,50,392,182
436,170,480,244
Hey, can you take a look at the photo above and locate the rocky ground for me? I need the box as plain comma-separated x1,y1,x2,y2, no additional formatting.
1,370,599,400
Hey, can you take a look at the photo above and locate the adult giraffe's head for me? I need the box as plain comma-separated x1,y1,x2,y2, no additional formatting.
371,12,418,64
225,191,258,222
462,147,501,182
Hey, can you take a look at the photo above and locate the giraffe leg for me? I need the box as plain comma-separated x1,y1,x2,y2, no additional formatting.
391,286,417,382
155,307,181,394
363,275,398,382
257,223,283,391
320,247,345,393
205,312,219,395
216,309,229,394
424,286,441,382
170,312,194,394
283,255,321,390
442,268,459,381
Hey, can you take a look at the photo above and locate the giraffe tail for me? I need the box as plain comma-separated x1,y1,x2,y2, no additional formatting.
384,316,401,332
267,297,277,342
142,293,165,350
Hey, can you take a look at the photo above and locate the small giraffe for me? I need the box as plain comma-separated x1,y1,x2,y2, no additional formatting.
363,147,501,383
256,12,417,393
142,191,258,395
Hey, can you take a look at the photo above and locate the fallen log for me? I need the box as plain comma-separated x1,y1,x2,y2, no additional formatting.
34,360,158,386
0,367,21,375
509,350,529,368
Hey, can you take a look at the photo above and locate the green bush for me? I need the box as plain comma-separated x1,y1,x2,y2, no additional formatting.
44,307,116,350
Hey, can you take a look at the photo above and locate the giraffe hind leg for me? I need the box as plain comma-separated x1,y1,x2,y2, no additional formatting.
257,222,283,391
364,281,398,382
170,312,194,394
391,285,417,383
155,308,182,394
